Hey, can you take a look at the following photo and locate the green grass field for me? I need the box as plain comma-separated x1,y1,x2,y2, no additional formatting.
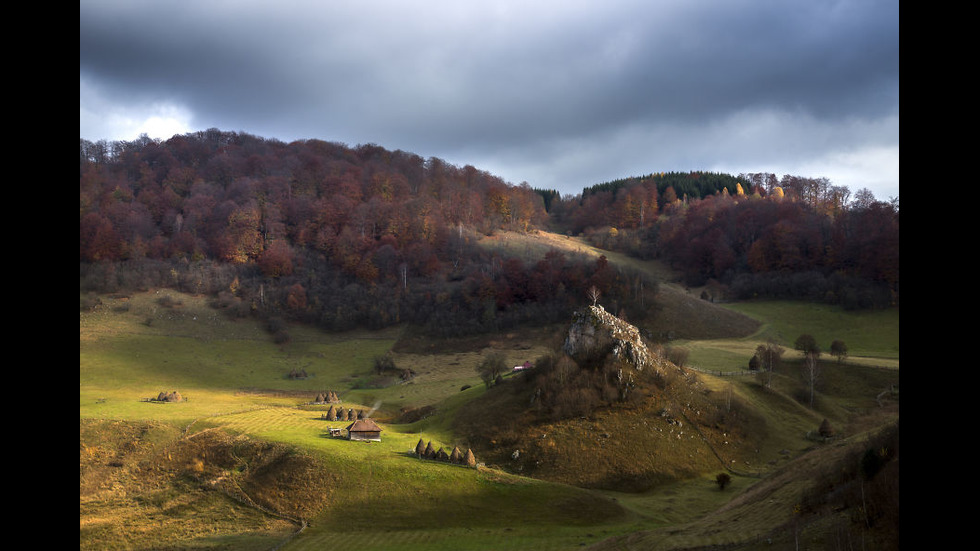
81,254,899,550
674,300,899,374
80,292,654,550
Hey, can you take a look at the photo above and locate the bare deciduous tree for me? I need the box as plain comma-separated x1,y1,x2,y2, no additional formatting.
803,349,821,408
587,285,601,306
755,340,784,389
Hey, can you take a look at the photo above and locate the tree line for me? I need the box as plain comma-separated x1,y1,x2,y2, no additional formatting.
80,129,897,339
547,172,898,309
80,130,656,336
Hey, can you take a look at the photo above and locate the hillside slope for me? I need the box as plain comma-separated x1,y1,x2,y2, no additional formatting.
644,282,761,341
473,230,762,341
450,304,770,493
81,223,897,549
587,420,900,550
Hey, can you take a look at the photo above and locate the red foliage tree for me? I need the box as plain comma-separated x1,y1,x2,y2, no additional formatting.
80,212,122,261
258,239,294,278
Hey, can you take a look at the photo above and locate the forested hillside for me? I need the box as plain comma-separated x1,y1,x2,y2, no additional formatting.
551,171,898,309
79,130,657,336
80,129,898,338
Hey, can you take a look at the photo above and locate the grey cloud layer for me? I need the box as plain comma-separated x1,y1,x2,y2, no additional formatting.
80,0,899,197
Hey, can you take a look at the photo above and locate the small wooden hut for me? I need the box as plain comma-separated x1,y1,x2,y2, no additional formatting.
345,418,383,442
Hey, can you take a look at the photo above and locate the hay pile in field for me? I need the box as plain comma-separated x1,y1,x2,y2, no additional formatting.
313,391,340,404
154,391,183,402
415,439,477,467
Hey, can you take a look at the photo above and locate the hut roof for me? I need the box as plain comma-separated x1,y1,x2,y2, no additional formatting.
345,418,383,433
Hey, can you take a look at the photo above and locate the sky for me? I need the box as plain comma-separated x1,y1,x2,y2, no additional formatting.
80,0,899,200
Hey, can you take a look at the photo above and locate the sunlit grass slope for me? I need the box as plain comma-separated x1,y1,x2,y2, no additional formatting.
80,291,645,550
81,276,898,551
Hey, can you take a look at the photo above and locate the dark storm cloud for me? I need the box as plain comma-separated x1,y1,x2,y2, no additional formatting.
80,0,899,199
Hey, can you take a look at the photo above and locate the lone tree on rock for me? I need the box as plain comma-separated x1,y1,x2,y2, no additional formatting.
587,285,601,306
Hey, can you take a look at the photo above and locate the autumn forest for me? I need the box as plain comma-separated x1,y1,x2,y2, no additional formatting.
80,129,899,338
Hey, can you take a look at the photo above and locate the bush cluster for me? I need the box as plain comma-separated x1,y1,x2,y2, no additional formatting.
522,351,645,422
799,421,899,548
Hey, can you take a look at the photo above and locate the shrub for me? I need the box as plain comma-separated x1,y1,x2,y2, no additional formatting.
157,294,182,308
476,352,508,388
818,419,834,438
715,472,731,490
80,294,103,312
373,353,396,374
666,347,689,368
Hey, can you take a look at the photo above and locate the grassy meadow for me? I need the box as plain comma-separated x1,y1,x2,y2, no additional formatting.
80,291,652,550
676,300,899,373
81,242,899,550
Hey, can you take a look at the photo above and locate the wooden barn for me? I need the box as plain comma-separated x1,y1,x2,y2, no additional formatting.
345,418,383,442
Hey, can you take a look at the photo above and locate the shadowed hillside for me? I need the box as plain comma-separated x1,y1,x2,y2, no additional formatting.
587,420,899,550
451,306,769,493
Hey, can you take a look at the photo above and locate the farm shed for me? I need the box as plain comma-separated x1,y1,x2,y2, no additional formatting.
513,361,534,372
345,418,383,442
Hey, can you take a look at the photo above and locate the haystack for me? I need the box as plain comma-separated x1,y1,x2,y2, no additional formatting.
156,390,182,402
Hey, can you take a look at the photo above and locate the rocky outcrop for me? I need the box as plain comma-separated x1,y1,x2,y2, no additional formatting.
563,305,656,374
